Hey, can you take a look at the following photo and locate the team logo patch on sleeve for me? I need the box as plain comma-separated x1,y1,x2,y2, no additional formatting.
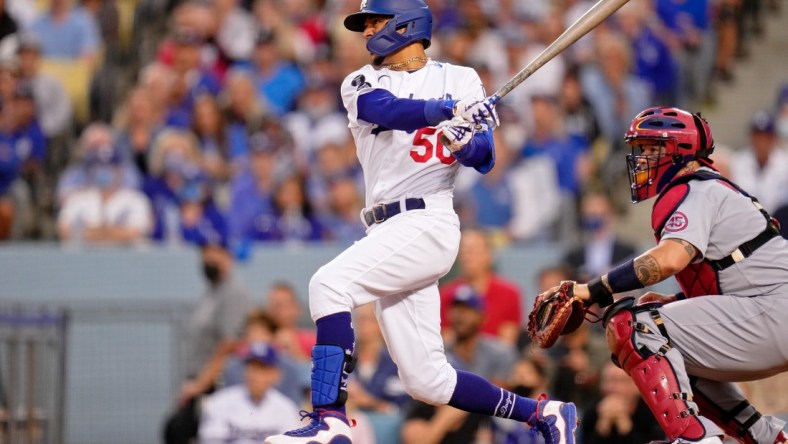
351,75,371,91
664,211,689,232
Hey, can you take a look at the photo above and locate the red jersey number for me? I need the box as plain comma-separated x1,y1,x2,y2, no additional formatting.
411,128,455,165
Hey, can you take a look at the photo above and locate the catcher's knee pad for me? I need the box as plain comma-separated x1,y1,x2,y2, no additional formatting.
311,344,356,408
605,302,706,442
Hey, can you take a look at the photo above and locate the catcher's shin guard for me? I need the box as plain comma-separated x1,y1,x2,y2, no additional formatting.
605,304,705,442
311,344,356,408
692,390,759,444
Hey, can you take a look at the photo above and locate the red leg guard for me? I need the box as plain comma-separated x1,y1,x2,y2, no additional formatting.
692,389,758,444
606,309,706,442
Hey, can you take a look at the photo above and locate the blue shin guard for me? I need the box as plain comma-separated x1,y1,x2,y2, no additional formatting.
311,344,355,408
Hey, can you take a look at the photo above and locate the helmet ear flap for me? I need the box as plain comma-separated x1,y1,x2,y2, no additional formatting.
691,113,714,159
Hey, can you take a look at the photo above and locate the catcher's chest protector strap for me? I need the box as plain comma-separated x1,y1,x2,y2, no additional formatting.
606,308,706,441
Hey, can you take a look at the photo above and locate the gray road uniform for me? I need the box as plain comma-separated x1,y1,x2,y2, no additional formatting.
605,167,788,443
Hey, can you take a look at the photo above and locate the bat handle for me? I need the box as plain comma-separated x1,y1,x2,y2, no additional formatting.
488,94,501,106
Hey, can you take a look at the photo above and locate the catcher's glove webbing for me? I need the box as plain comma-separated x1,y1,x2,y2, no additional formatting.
527,281,588,349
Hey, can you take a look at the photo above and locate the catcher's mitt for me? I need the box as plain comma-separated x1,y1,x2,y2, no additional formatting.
527,280,587,349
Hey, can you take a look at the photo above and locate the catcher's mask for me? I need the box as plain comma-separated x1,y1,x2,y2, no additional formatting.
624,107,715,203
343,0,433,57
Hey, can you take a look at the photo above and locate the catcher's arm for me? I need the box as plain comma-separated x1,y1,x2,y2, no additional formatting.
575,238,698,308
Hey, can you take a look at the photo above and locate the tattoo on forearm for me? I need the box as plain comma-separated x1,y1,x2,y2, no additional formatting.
666,238,697,260
634,254,662,286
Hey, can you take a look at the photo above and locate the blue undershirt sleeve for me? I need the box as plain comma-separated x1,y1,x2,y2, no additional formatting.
451,127,495,174
357,89,455,131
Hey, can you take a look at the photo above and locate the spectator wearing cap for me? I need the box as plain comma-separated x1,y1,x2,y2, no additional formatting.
197,341,301,444
28,0,101,66
440,229,523,346
730,110,788,213
15,33,73,138
56,123,141,204
247,29,305,117
164,239,252,444
56,142,153,244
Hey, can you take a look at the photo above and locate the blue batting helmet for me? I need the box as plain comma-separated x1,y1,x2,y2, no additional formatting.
343,0,433,57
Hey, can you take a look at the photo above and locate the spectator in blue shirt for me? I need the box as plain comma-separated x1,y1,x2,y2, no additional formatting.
248,173,323,243
248,29,305,117
319,175,366,245
28,0,101,66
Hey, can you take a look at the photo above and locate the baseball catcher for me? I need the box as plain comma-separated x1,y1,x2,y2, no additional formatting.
531,107,788,444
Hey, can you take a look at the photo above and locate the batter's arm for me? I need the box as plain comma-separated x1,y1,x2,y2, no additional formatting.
572,238,698,307
357,89,456,131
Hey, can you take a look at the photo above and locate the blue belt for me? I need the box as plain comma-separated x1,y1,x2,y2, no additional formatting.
363,198,426,226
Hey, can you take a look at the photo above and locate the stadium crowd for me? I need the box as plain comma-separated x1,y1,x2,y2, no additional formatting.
0,0,786,442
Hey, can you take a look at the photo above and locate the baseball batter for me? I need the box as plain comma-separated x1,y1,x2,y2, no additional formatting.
265,1,577,443
543,107,788,444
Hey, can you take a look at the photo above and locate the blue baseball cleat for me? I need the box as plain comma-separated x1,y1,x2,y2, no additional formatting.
528,394,578,444
264,409,353,444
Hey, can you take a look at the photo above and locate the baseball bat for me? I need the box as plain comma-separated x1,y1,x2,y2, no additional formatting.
489,0,631,104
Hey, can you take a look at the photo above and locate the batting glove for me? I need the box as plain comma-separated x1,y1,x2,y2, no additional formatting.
454,97,500,128
440,117,475,152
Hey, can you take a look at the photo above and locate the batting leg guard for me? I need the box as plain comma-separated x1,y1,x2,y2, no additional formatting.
311,344,356,408
605,303,706,442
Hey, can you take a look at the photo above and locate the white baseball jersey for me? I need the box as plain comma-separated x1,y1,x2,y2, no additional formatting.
198,386,301,444
340,60,486,207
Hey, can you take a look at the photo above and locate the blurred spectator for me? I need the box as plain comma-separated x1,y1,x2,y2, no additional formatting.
223,309,309,404
655,0,715,109
198,341,301,443
559,66,601,146
401,402,492,444
507,131,563,243
57,143,152,243
248,29,305,117
774,83,788,144
138,62,177,120
520,94,590,198
0,0,17,42
444,286,517,387
15,33,73,138
549,322,609,411
284,76,348,158
250,173,324,243
457,133,516,240
191,94,230,181
306,141,361,217
144,129,223,246
563,190,636,282
580,32,652,149
164,240,252,444
164,28,221,128
730,110,788,213
28,0,101,66
264,281,316,362
57,123,141,204
440,229,522,345
714,0,740,83
320,175,366,244
114,86,165,176
580,362,665,443
222,69,269,164
213,0,256,64
81,0,119,55
156,1,223,79
493,356,552,443
616,0,679,106
348,304,410,413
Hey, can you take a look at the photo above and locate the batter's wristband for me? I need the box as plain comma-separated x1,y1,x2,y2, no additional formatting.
587,277,614,308
607,259,644,293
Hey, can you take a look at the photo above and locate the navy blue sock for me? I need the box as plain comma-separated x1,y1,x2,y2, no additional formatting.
449,370,538,422
313,312,355,415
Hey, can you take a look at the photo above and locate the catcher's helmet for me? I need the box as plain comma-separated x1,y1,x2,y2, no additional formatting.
624,107,715,203
344,0,433,57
